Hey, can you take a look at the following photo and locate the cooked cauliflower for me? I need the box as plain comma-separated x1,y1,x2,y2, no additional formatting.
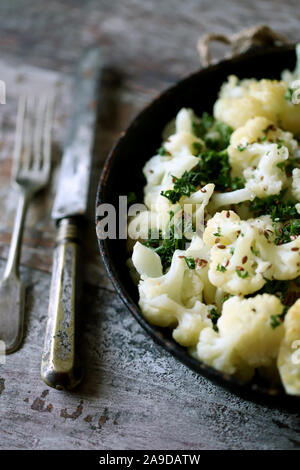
228,117,299,198
278,299,300,395
203,211,300,295
292,168,300,201
214,75,300,136
193,294,284,381
133,237,215,346
128,70,300,394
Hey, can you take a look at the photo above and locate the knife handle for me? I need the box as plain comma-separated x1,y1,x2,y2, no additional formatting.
41,218,83,390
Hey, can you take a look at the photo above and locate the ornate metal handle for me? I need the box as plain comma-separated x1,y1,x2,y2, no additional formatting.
197,24,291,66
41,218,83,390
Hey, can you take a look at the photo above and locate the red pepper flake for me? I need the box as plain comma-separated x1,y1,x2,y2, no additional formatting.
242,256,248,264
236,266,244,271
225,260,229,267
226,211,230,218
178,255,185,259
260,175,264,181
217,244,226,249
149,169,154,173
215,238,220,244
237,230,241,236
291,247,299,251
200,188,207,193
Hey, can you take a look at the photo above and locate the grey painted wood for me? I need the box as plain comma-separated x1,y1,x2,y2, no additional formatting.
0,0,300,450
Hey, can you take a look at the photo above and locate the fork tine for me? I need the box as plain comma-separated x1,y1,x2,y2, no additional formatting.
12,94,26,178
33,95,47,171
41,95,55,176
22,95,35,171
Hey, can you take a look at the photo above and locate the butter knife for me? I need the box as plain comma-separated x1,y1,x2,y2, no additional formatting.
41,48,101,390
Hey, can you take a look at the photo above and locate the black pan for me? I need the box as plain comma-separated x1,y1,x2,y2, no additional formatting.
96,44,300,403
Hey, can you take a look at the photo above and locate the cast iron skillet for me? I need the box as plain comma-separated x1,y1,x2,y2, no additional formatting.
96,44,300,403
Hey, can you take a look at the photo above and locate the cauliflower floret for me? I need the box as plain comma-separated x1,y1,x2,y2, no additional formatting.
208,117,299,208
135,237,214,346
132,242,162,278
175,108,196,134
180,183,214,234
242,145,288,198
229,117,298,166
228,117,298,198
292,168,300,201
193,294,284,381
214,76,300,136
209,187,256,212
203,211,300,295
278,299,300,396
144,153,198,209
143,108,205,210
203,211,267,295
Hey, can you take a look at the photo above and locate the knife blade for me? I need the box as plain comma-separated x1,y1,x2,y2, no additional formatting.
41,47,101,390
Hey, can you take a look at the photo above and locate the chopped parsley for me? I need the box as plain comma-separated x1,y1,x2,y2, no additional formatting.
217,264,227,273
157,146,170,156
276,161,286,171
248,190,300,245
214,226,222,237
274,219,300,245
192,141,204,154
285,87,294,102
143,212,189,273
161,148,244,204
249,190,299,221
237,143,248,151
160,167,204,203
192,112,233,151
270,314,282,329
208,308,221,332
236,269,249,279
184,257,196,269
127,191,137,205
250,246,259,256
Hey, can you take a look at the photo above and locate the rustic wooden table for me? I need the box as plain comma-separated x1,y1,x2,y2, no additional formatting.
0,0,300,450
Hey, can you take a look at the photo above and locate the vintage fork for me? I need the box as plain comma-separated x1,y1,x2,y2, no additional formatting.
0,95,54,354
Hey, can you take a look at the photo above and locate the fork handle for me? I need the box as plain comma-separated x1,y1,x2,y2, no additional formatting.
41,217,83,390
0,189,30,353
4,189,30,279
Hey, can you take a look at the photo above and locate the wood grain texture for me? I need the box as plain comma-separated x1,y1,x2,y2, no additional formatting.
0,0,300,450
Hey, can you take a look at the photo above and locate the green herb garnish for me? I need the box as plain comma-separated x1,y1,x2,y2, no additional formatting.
270,314,282,329
184,257,196,269
157,146,169,156
217,264,227,273
143,212,189,273
208,308,221,332
236,269,249,279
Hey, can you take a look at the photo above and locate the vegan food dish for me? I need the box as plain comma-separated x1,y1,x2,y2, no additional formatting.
127,46,300,395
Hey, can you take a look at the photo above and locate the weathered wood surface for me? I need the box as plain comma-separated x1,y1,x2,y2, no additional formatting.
0,0,300,450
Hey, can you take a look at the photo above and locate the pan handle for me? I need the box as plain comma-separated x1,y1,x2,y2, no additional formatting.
197,25,291,67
